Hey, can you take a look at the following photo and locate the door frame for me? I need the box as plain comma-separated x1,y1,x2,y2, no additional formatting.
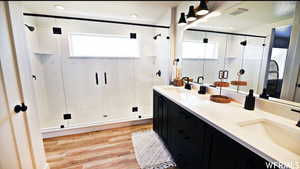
0,2,48,169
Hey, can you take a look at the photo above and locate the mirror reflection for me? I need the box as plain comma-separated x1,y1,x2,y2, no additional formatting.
181,1,298,105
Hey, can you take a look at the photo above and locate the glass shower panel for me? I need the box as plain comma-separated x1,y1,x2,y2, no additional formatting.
133,28,163,119
57,19,140,126
153,29,171,87
25,16,170,129
24,16,66,130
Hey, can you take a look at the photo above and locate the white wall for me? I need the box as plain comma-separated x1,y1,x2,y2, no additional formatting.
24,15,171,130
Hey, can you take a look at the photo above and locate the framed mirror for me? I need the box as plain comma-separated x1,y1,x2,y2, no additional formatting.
180,1,299,106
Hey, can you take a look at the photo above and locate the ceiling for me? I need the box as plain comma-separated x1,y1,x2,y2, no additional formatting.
20,1,182,25
190,1,296,32
20,1,296,32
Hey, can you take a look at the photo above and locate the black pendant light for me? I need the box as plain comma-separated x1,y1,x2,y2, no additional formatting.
196,0,209,15
187,5,196,22
178,12,187,26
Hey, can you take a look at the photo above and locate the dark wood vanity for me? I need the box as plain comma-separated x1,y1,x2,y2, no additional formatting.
153,90,279,169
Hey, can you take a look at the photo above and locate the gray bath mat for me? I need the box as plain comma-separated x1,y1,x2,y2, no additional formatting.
131,130,176,169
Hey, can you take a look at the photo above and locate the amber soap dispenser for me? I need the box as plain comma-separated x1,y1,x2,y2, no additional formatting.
244,89,255,110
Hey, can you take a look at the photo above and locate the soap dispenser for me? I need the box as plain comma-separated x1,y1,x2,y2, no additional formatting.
198,86,207,94
244,89,255,110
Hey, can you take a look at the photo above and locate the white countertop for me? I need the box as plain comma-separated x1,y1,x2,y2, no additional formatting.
154,85,300,169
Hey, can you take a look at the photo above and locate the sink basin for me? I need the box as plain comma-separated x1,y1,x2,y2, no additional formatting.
238,119,300,156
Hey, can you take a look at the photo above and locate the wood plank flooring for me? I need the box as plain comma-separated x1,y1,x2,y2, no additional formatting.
43,124,152,169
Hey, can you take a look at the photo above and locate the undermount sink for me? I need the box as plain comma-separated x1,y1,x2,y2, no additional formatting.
238,119,300,156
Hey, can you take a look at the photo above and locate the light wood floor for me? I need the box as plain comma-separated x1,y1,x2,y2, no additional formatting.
43,124,153,169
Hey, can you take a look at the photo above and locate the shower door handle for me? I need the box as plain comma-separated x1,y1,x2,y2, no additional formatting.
95,72,99,85
104,72,107,85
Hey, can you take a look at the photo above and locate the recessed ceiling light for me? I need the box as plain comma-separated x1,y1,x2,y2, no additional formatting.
54,5,64,10
130,14,138,18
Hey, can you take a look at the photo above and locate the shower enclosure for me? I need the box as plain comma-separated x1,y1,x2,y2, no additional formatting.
24,15,170,132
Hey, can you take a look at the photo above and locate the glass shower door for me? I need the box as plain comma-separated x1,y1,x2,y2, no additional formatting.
24,16,67,130
58,19,106,127
102,58,136,122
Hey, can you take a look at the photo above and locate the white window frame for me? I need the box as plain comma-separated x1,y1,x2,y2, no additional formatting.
68,32,140,58
182,40,218,60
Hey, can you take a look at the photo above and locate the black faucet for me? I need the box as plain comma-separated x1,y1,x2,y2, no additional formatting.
182,77,191,90
197,76,204,84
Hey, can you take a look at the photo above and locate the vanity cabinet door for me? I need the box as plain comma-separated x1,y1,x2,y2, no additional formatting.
153,91,168,142
166,101,207,169
166,100,181,155
203,125,242,169
153,91,159,134
160,97,168,143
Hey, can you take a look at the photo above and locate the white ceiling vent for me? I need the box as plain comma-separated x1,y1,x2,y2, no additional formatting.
229,8,249,16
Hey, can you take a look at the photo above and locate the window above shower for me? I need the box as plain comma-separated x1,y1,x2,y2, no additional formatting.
68,33,139,58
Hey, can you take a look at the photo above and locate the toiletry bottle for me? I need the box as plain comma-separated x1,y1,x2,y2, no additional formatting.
259,88,269,99
198,86,207,94
244,89,255,110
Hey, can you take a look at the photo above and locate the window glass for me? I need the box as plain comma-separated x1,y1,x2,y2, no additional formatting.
69,33,139,57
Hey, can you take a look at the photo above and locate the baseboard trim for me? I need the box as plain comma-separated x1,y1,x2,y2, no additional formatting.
42,118,152,139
